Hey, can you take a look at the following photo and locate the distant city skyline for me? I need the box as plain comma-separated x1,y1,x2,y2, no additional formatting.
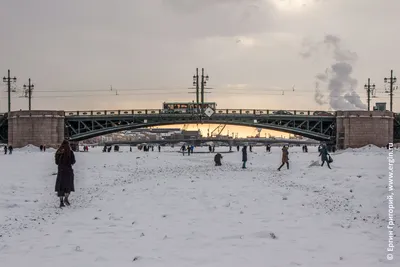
1,0,399,114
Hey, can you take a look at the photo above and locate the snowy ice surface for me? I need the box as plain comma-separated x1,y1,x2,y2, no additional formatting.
0,145,398,267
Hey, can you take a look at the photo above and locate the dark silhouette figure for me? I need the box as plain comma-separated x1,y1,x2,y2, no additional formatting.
242,146,248,169
55,140,76,208
237,145,240,152
4,145,7,154
319,145,331,169
214,153,223,166
158,145,161,152
266,144,271,152
249,145,252,152
8,145,13,154
278,146,289,171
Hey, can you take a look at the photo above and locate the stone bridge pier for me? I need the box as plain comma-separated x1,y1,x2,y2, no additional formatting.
336,110,393,149
8,110,65,148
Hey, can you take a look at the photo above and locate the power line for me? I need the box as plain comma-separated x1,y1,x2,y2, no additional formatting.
1,92,398,99
2,85,393,95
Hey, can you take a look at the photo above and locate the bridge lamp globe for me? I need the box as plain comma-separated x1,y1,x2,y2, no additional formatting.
204,75,209,86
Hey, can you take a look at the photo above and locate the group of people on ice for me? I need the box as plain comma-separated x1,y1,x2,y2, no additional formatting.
3,145,13,154
52,139,334,208
212,143,333,170
181,145,194,155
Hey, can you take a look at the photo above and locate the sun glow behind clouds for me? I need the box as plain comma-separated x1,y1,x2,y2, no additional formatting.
273,0,313,12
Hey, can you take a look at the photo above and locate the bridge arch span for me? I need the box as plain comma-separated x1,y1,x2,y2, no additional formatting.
66,119,334,142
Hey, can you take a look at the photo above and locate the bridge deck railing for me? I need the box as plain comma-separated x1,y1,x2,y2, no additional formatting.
64,109,336,117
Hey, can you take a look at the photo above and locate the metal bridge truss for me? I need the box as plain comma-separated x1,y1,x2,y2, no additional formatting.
65,112,336,142
210,124,226,137
394,114,400,142
0,114,8,143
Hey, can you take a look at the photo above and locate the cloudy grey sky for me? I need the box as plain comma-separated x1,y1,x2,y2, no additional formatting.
0,0,399,112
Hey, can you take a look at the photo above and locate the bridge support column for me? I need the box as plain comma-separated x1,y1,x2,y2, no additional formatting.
8,110,65,148
336,111,393,149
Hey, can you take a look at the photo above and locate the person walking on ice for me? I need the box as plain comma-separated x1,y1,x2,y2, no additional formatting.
242,145,248,169
277,145,289,171
214,153,223,166
319,144,332,169
55,140,76,208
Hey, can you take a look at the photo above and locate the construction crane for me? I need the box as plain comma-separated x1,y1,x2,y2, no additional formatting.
210,124,226,137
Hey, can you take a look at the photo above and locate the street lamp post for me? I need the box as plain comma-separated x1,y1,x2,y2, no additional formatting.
384,70,397,112
200,68,209,114
364,78,375,111
190,68,210,115
192,68,199,113
23,78,34,111
2,69,17,113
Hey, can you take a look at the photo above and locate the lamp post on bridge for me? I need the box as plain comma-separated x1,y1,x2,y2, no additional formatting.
384,70,397,112
200,68,209,114
190,68,210,115
23,78,34,111
2,69,17,114
191,68,200,113
364,78,375,111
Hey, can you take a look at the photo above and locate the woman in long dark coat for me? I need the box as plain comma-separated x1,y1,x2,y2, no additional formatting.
55,140,76,208
242,146,247,169
278,146,289,171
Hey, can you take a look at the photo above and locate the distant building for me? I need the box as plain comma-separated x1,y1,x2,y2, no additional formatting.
164,130,201,140
182,130,201,139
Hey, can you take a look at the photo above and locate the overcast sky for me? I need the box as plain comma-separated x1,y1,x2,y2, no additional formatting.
0,0,399,112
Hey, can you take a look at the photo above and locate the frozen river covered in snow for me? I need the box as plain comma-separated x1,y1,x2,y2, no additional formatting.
0,145,398,266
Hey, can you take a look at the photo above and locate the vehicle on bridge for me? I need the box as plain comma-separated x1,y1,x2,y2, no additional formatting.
162,102,217,113
272,110,293,115
313,111,334,116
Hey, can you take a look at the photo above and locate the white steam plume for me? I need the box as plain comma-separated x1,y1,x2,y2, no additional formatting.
301,34,367,110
